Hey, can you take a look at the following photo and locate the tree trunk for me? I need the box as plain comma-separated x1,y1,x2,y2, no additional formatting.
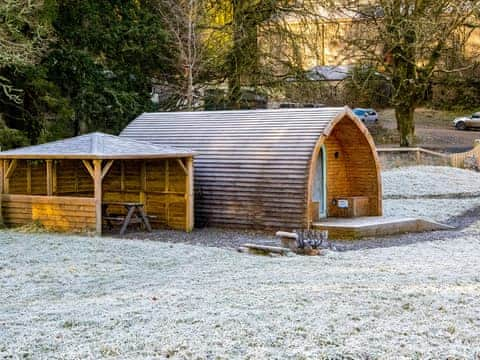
186,0,194,110
227,0,258,109
395,105,415,147
227,0,244,109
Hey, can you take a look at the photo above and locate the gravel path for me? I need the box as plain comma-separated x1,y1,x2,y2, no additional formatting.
124,166,480,250
108,228,279,250
1,231,480,359
121,200,480,252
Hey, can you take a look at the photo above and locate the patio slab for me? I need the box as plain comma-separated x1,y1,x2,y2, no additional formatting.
312,216,454,240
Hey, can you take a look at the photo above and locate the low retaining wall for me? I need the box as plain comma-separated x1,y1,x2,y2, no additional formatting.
377,148,450,170
378,143,480,170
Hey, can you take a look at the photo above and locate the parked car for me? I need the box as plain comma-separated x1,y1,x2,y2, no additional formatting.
453,112,480,130
353,108,378,123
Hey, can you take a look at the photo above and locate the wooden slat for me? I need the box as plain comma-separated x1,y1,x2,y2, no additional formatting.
120,161,125,191
2,212,96,223
139,160,147,206
2,194,95,205
4,207,95,218
26,161,32,194
52,161,57,194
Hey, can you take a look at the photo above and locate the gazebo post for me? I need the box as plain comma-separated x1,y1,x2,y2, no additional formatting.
186,157,194,232
93,159,103,235
46,160,53,196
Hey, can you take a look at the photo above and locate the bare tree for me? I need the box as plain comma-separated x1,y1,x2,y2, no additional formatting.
155,0,330,109
332,0,480,146
224,0,327,107
154,0,227,110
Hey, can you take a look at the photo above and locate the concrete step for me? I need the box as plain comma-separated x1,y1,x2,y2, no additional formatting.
312,216,454,240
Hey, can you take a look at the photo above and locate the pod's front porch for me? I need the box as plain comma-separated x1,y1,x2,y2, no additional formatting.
313,216,453,240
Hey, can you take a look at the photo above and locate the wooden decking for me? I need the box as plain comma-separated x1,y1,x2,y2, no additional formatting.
313,216,454,240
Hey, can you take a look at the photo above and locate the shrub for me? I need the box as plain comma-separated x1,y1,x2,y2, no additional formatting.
0,126,29,150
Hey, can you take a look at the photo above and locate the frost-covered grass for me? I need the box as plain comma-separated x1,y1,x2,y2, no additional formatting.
383,166,480,197
384,198,480,222
2,165,480,358
1,231,480,358
382,166,480,222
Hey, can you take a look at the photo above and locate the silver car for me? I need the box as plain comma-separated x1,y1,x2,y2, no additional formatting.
453,112,480,130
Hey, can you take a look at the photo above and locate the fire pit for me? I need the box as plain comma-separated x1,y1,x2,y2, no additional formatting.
276,229,329,255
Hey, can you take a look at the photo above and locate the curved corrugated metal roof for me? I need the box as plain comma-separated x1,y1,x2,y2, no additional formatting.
121,107,348,229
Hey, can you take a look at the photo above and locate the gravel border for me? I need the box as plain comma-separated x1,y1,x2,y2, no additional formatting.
115,202,480,252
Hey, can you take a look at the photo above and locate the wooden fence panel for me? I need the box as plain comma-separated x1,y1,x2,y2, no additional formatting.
1,194,96,232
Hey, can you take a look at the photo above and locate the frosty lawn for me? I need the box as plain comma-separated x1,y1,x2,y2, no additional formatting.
2,165,480,358
383,166,480,222
1,231,480,358
383,165,480,198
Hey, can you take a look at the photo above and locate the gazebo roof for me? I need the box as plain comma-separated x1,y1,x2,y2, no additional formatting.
0,132,195,160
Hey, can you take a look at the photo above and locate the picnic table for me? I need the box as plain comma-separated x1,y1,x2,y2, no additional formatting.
102,202,152,236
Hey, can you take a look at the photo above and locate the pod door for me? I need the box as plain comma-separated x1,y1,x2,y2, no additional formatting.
313,146,327,219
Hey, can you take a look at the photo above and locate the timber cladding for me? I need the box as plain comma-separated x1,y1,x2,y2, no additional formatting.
9,160,94,197
102,159,189,230
324,117,381,217
8,161,47,195
1,194,96,232
122,107,383,230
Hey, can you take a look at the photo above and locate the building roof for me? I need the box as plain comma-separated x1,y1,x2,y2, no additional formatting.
121,107,353,228
122,107,348,143
0,132,195,159
307,65,351,81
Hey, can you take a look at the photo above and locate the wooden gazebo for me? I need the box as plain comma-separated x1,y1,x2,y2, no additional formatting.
0,133,195,234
